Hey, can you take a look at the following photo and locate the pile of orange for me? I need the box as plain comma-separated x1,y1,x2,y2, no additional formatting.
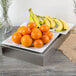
12,22,53,48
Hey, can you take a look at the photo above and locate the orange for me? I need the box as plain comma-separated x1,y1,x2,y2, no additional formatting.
46,32,53,39
31,28,42,39
40,25,49,32
41,35,50,44
43,32,53,39
17,26,31,35
12,32,22,44
21,35,32,47
17,26,26,34
27,22,37,30
33,39,43,48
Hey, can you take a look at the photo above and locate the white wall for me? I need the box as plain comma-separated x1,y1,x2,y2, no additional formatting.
8,0,76,26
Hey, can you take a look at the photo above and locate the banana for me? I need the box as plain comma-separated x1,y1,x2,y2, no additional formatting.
59,19,69,30
37,16,44,25
29,8,40,28
45,16,56,29
29,12,34,22
43,17,50,28
53,18,63,32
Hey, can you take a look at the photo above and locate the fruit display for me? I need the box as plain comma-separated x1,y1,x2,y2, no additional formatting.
29,8,69,32
12,22,53,48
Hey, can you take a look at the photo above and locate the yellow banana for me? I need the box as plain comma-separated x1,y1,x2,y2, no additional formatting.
29,12,34,22
43,17,50,28
53,18,63,32
59,19,69,30
45,16,56,29
29,8,40,28
37,16,44,25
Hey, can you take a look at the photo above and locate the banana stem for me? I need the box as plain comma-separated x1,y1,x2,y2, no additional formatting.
29,8,34,15
29,8,32,12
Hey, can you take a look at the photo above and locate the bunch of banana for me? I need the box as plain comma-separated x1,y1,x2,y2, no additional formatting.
29,8,56,29
29,8,41,28
29,8,69,32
